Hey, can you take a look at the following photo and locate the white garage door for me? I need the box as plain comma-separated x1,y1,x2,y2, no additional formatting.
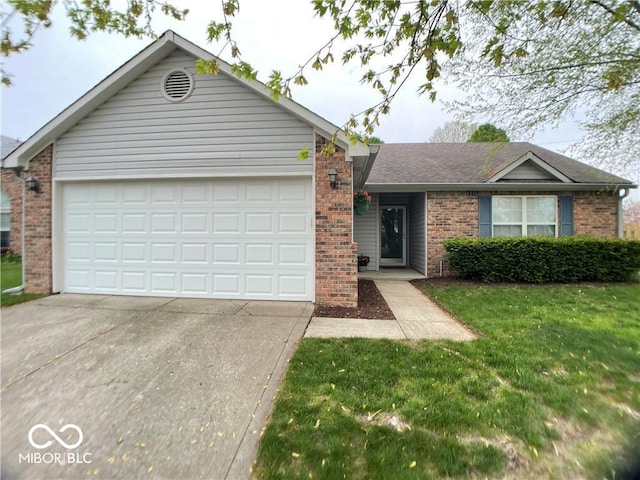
62,178,314,300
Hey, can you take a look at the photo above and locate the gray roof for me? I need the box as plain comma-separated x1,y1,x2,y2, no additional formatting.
1,135,23,160
366,142,632,186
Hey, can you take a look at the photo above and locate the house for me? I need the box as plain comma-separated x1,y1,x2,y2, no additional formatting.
355,143,636,277
1,135,24,253
2,31,635,306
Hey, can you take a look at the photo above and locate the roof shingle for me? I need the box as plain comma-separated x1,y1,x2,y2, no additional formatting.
366,142,632,186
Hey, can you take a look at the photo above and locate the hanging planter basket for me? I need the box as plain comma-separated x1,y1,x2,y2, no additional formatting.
355,203,369,215
353,191,372,216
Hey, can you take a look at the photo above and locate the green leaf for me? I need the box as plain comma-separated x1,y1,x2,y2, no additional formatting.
297,148,310,160
293,75,308,86
195,58,219,75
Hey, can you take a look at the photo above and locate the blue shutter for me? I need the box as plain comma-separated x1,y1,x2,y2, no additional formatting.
478,195,492,237
559,196,574,236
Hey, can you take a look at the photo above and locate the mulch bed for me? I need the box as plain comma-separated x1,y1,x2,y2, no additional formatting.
313,279,396,320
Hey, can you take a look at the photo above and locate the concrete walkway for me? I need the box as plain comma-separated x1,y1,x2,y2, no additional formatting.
306,280,476,341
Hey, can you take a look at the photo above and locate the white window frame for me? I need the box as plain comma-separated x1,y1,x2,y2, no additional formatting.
492,195,558,238
0,190,10,232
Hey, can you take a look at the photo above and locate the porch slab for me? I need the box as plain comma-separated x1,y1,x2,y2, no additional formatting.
359,268,425,281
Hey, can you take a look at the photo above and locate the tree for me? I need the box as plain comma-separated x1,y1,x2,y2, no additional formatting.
2,1,638,172
361,135,384,145
624,200,640,223
429,121,477,142
467,124,510,143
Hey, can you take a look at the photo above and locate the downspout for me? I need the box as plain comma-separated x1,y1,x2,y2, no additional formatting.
2,167,26,294
618,187,630,238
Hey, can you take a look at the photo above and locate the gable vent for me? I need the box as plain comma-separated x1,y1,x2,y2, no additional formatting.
162,69,194,102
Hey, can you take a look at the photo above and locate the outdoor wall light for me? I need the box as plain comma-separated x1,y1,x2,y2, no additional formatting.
328,168,338,189
25,176,40,193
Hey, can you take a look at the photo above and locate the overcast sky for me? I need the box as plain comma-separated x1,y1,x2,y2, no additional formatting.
1,0,635,198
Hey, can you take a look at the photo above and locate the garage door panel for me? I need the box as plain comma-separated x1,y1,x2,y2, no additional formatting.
182,213,208,233
182,273,208,294
245,244,273,264
279,244,307,265
150,243,177,263
67,270,91,290
151,213,177,233
94,185,119,205
122,185,147,204
122,271,146,292
63,179,313,300
213,213,240,233
95,270,118,290
213,183,240,203
151,272,177,293
151,184,178,204
182,243,208,263
246,213,273,233
246,275,272,295
94,243,118,262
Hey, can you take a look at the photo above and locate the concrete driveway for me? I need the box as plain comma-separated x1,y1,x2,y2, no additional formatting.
1,294,312,480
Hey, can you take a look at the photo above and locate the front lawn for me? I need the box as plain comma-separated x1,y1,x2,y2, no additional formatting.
0,259,43,307
254,284,640,479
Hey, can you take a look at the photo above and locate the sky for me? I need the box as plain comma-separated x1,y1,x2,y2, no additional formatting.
0,1,637,198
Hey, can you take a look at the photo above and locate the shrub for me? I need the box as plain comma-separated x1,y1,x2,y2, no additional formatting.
0,251,21,264
444,237,640,283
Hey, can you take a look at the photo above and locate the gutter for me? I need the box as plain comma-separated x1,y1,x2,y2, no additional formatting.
618,187,631,238
1,166,26,295
364,182,639,193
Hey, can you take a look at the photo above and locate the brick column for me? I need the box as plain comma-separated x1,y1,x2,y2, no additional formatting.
315,147,358,308
24,145,53,294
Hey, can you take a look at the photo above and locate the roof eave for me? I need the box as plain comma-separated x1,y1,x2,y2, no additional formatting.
364,182,638,193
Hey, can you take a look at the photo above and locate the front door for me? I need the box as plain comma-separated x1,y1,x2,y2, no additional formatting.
380,206,406,266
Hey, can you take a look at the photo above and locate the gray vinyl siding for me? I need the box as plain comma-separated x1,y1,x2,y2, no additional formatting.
354,193,379,271
55,50,314,178
500,162,557,181
409,192,426,274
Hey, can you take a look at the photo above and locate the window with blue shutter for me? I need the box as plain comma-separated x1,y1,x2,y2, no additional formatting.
478,195,492,237
559,196,574,236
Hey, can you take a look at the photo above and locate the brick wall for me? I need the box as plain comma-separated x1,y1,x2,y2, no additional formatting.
315,137,357,308
426,190,620,277
573,190,618,237
426,191,478,277
1,169,23,255
23,145,53,294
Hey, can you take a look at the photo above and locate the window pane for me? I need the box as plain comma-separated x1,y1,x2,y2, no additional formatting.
527,197,556,223
494,225,522,237
0,213,9,231
528,224,555,237
0,191,10,210
493,197,522,223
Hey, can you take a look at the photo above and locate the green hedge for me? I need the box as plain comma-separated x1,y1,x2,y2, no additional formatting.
444,237,640,283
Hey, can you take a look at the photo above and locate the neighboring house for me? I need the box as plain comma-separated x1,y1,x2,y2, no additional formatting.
1,135,24,254
2,31,636,306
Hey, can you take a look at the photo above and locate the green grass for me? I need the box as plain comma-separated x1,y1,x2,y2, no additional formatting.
0,259,43,307
254,284,640,479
